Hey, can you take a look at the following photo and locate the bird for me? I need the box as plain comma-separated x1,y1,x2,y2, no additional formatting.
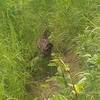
37,29,53,57
31,29,57,81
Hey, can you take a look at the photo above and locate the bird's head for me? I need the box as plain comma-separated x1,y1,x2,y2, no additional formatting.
42,29,51,39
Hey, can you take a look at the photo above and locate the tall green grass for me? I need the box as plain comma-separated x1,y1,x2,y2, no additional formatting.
0,0,100,99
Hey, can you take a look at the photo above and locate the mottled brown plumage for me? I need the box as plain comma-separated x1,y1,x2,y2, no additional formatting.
38,29,53,57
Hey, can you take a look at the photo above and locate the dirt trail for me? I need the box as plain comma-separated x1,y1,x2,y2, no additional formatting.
24,50,82,100
64,50,82,75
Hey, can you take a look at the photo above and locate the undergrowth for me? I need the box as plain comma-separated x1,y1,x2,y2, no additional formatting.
0,0,100,100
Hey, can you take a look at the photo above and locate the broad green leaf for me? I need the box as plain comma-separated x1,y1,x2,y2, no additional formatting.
48,63,57,67
74,77,87,93
48,94,68,100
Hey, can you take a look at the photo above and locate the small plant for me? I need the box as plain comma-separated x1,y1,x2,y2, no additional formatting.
48,53,100,100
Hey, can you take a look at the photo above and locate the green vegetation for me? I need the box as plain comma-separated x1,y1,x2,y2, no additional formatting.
0,0,100,100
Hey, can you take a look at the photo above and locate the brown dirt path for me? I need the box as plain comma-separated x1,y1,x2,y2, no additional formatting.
24,50,82,100
64,50,82,75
